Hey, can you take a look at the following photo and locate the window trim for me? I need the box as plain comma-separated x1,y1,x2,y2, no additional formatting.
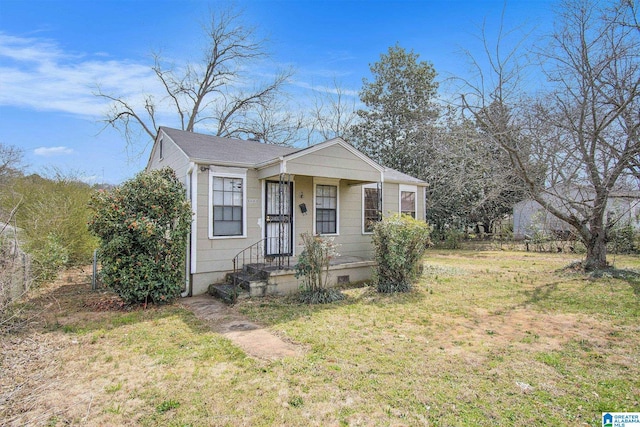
313,178,340,236
399,184,417,219
362,183,382,234
208,167,247,239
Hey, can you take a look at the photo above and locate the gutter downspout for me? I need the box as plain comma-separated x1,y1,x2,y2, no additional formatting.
182,162,196,297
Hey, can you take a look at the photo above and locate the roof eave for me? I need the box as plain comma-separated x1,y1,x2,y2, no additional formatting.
255,156,284,169
190,158,258,169
384,179,429,187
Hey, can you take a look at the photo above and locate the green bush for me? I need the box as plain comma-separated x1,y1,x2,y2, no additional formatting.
32,233,69,283
372,214,431,293
443,228,464,249
431,227,465,249
295,233,344,304
607,225,638,254
1,173,99,283
88,168,192,305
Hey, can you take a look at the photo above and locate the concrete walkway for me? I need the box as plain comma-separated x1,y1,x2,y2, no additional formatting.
180,294,304,361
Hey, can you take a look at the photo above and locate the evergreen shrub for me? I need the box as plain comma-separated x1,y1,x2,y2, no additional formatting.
88,168,192,305
372,214,431,293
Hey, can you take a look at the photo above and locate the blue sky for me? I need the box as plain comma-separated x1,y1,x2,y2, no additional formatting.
0,0,554,184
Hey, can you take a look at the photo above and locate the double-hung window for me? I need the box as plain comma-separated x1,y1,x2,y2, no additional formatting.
400,185,417,219
315,183,338,234
363,183,382,233
209,168,246,238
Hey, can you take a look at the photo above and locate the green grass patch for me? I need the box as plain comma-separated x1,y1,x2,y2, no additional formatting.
156,399,180,413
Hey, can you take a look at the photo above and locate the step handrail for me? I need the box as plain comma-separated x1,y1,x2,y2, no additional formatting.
232,238,291,288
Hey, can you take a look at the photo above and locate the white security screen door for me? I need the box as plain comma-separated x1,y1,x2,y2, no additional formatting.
265,181,293,256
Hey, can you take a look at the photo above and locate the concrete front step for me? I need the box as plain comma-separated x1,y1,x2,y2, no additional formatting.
213,257,374,299
211,271,271,302
242,264,272,279
226,271,267,291
208,283,249,304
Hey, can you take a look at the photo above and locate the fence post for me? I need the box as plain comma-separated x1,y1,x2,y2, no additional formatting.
21,252,27,295
92,249,97,291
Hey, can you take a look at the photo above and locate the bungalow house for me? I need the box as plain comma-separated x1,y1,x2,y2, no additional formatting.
147,127,427,296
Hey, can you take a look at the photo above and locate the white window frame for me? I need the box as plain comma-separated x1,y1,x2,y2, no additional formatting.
399,184,417,218
313,178,340,236
208,167,247,239
362,183,382,234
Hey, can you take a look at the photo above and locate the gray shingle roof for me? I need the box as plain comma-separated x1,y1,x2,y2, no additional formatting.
384,168,426,185
160,126,426,185
161,127,297,165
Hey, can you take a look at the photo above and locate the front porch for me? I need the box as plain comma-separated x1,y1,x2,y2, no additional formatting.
210,255,376,303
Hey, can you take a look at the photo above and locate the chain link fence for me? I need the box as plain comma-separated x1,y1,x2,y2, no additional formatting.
1,225,33,315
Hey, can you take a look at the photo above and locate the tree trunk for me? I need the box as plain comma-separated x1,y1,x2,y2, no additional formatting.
584,227,608,271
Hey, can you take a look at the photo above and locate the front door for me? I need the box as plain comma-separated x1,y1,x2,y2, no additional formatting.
265,181,293,256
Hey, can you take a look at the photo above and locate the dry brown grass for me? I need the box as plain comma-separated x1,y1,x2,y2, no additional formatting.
0,269,178,426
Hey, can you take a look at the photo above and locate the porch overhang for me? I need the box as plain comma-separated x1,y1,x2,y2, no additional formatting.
257,168,382,185
256,138,384,184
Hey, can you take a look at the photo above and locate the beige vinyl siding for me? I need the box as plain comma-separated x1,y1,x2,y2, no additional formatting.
419,186,426,221
334,182,374,258
382,182,399,217
192,168,262,285
257,163,281,180
295,179,376,259
147,132,190,183
337,182,426,259
292,175,314,256
285,144,381,182
382,182,427,220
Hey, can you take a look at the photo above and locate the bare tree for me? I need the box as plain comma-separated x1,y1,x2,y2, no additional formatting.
424,109,526,234
238,97,306,146
97,6,295,153
462,0,640,270
306,78,359,145
0,143,23,231
0,143,23,185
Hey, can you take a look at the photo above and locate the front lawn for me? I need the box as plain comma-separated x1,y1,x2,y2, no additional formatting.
2,250,638,426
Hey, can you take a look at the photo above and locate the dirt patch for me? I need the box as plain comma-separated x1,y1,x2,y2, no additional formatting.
1,268,98,426
432,307,611,354
83,294,129,311
180,295,305,361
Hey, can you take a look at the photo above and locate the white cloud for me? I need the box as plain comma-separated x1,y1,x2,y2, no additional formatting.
34,146,74,156
291,79,359,97
0,32,161,118
0,32,360,132
0,33,66,62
